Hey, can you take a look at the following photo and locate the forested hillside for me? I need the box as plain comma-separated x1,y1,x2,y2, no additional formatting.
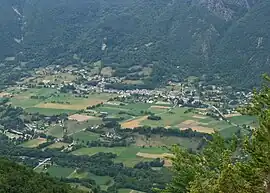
0,158,82,193
1,0,270,87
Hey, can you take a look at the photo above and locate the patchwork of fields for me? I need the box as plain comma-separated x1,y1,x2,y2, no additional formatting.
8,87,114,115
72,146,170,167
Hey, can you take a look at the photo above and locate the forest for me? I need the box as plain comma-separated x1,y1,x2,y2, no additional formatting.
0,158,82,193
0,0,270,88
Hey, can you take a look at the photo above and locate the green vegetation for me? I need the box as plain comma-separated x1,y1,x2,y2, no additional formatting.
25,107,77,116
0,158,82,193
20,138,46,148
72,146,170,167
72,131,100,142
1,0,269,88
47,166,75,178
161,76,270,193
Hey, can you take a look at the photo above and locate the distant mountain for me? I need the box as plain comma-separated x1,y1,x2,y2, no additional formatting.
0,158,82,193
0,0,269,87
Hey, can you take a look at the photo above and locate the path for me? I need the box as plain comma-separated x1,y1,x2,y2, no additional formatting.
34,158,51,170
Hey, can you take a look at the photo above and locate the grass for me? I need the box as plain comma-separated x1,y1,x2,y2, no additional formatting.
72,131,100,142
46,125,64,138
46,120,102,138
141,107,194,127
135,134,200,150
88,173,112,185
48,142,69,149
68,171,89,179
20,138,47,148
47,166,74,178
118,189,132,193
71,147,127,156
71,146,170,167
228,115,257,125
25,107,77,116
118,189,144,193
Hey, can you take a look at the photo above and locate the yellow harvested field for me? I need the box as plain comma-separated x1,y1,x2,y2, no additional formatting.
68,114,96,122
150,105,170,109
192,115,207,119
35,99,105,110
136,152,174,167
0,92,12,97
224,113,242,118
121,116,148,129
178,120,214,134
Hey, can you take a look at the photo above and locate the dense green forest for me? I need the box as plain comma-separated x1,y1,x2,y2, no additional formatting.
0,158,82,193
0,0,270,88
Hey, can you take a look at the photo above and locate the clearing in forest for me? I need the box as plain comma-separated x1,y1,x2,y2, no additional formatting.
121,116,148,129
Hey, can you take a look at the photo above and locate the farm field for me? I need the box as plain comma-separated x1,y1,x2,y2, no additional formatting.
25,107,77,116
46,119,102,138
134,134,200,150
72,131,100,142
20,138,47,148
118,189,144,193
68,171,89,179
47,166,74,178
48,142,69,149
9,88,116,114
71,146,170,167
69,171,113,191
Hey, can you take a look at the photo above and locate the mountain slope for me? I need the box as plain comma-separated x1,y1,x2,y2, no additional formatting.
0,0,269,87
0,158,82,193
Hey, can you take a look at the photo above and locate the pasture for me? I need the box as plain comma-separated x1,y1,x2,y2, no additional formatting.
48,142,69,149
72,131,100,142
47,166,74,178
9,88,116,114
25,107,77,116
20,138,47,148
71,146,170,167
46,119,102,138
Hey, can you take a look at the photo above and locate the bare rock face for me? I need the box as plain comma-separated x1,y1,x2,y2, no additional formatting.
196,0,234,21
193,0,258,21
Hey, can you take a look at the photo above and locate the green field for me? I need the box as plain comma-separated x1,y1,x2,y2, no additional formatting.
72,131,100,142
20,138,46,148
46,119,102,138
88,173,112,186
118,189,132,193
25,107,77,116
68,171,89,179
48,142,69,149
141,107,195,127
47,166,75,178
228,115,257,125
72,146,170,167
118,189,144,193
10,88,116,113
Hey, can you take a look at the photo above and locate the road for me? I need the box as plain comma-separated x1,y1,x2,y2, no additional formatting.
34,158,51,170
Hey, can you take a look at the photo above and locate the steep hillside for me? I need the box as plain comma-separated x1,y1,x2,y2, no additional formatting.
0,0,269,87
0,158,83,193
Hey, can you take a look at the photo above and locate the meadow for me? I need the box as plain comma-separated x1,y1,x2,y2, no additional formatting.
47,166,75,178
9,87,115,115
72,131,100,142
71,146,170,167
20,138,47,148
